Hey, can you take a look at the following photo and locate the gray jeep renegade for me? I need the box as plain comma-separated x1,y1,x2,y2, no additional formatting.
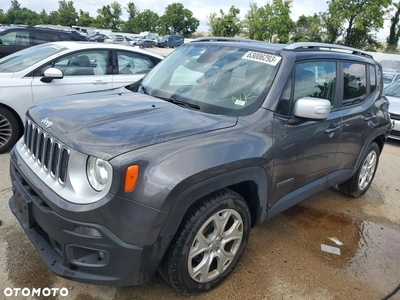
9,38,392,294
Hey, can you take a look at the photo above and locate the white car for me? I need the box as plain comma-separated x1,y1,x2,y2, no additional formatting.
0,41,163,153
384,81,400,140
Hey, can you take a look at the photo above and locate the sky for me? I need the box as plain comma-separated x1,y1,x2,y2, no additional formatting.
0,0,391,41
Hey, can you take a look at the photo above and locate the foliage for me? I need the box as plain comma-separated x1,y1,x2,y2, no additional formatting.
292,14,323,42
95,1,123,30
207,6,241,37
246,0,293,43
386,2,400,53
159,3,199,37
77,10,95,27
123,8,159,33
57,0,78,26
327,0,391,48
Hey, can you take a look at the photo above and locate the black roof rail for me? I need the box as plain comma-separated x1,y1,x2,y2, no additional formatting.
284,42,373,59
191,36,264,43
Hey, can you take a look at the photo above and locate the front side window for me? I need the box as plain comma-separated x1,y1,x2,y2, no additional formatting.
117,51,156,75
276,61,337,116
141,44,282,116
0,30,30,46
46,50,109,76
343,62,366,106
34,32,60,45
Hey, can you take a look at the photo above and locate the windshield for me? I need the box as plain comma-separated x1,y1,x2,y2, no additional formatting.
385,81,400,98
0,43,66,72
140,44,281,116
383,73,395,85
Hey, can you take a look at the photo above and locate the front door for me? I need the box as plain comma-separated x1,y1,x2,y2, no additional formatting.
271,60,342,205
31,49,113,103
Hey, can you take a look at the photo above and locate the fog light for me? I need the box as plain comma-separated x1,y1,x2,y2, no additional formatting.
74,226,102,237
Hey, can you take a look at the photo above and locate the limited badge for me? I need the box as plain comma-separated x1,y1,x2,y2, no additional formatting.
242,51,282,66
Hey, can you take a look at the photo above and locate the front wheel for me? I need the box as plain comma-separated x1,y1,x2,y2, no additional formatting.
0,107,20,154
160,189,251,294
338,142,380,197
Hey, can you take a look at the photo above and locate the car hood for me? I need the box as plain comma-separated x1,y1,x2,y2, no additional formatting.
27,88,238,160
387,96,400,114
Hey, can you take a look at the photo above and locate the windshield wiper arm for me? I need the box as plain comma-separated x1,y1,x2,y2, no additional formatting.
140,85,149,95
158,97,200,110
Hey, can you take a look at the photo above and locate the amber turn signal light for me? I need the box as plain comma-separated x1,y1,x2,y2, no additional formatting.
125,165,139,192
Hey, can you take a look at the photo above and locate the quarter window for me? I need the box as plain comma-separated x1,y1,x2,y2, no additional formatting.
369,65,377,93
343,62,366,106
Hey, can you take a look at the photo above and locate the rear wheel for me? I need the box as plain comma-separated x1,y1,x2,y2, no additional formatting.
338,142,380,197
160,189,251,294
0,107,20,154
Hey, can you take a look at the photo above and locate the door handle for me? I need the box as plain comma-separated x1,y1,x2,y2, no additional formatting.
364,114,376,121
91,80,108,85
325,126,341,134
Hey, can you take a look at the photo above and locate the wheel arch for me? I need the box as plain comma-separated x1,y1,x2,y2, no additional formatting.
0,102,24,138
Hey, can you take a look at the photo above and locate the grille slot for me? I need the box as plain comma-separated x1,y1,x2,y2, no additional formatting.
24,119,70,185
390,129,400,137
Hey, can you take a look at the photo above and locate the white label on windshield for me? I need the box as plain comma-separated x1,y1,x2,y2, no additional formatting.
234,99,246,106
242,51,281,66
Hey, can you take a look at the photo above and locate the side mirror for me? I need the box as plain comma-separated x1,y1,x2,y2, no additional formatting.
293,97,331,120
41,67,63,83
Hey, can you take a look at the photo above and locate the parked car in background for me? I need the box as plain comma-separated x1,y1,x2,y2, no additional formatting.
136,38,157,48
0,41,163,153
157,35,184,48
104,35,130,45
88,34,108,43
384,81,400,140
383,71,400,88
0,26,87,58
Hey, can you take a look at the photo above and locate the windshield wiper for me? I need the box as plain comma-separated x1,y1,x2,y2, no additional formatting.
141,85,149,95
160,97,200,110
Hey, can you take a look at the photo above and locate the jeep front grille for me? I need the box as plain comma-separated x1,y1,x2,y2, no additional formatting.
24,119,70,185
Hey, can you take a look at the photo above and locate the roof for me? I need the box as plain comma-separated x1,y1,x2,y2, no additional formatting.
44,41,164,59
1,25,81,34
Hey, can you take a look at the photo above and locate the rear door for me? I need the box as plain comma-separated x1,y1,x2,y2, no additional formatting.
31,49,113,103
271,60,342,204
334,62,379,170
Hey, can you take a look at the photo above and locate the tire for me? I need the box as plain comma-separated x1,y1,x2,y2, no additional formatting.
338,142,380,197
159,189,251,294
0,107,20,154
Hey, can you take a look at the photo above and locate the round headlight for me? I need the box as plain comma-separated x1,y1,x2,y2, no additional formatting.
86,156,110,191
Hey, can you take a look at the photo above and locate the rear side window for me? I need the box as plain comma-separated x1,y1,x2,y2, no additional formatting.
34,32,60,45
117,51,157,75
343,62,366,106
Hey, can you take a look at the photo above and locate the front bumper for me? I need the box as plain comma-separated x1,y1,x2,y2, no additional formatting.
389,118,400,140
9,148,168,286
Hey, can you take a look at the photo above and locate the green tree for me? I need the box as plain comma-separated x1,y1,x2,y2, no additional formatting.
207,6,241,37
320,11,343,44
95,1,123,30
127,1,138,19
386,2,400,53
57,0,78,26
292,14,323,42
122,2,139,32
250,0,293,43
77,10,95,27
0,9,6,24
328,0,391,47
6,0,22,24
160,3,199,37
38,9,49,24
243,1,258,39
47,11,60,24
133,10,159,33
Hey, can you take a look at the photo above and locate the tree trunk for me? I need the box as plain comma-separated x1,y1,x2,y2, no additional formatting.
344,15,355,46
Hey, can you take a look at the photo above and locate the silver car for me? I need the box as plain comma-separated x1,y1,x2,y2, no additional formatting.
384,81,400,140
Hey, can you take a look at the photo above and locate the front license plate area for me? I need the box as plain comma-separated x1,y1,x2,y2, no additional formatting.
15,192,35,228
